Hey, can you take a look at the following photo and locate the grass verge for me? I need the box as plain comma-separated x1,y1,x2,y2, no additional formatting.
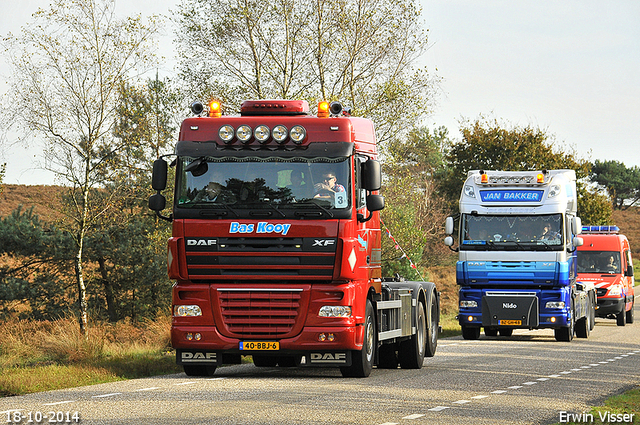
0,316,182,397
552,385,640,424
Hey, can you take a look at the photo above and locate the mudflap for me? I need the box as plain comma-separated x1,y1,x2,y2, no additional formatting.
482,292,539,328
302,351,352,367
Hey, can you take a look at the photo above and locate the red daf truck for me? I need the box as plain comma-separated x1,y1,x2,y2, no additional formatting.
577,225,635,326
149,99,439,377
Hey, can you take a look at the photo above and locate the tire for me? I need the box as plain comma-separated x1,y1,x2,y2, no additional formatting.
498,328,513,337
461,326,480,340
425,291,439,358
617,305,627,326
555,303,575,342
626,300,634,324
590,293,596,330
575,314,590,339
341,300,375,378
183,365,216,377
484,327,498,337
399,301,426,369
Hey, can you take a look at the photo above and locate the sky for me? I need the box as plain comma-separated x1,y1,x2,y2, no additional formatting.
1,0,639,185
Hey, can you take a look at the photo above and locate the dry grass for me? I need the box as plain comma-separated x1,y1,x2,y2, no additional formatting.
0,315,180,396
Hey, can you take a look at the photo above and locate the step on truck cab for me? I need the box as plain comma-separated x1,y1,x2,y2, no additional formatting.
444,169,597,341
149,99,440,377
577,225,635,325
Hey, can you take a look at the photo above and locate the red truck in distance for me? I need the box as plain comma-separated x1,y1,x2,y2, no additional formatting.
149,99,440,377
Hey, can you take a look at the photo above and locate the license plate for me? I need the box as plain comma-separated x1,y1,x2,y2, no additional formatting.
239,341,279,351
499,320,521,326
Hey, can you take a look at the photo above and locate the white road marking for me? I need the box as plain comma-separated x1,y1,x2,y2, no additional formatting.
508,386,523,389
135,387,160,391
452,400,471,404
548,374,561,378
428,406,450,412
92,393,121,398
537,378,549,381
174,381,197,386
402,414,425,419
43,401,75,406
491,390,508,394
522,382,537,385
471,395,489,399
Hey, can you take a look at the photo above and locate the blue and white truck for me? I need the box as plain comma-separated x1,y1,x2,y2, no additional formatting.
444,170,596,341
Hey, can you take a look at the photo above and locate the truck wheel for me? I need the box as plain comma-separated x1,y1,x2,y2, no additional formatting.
341,300,375,378
424,291,439,358
399,300,426,369
575,315,590,338
626,300,634,324
183,365,216,377
555,304,574,342
461,326,480,340
498,328,513,337
617,307,627,326
590,293,596,330
484,327,498,337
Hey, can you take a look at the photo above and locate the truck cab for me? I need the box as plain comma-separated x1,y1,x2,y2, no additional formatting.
577,226,635,325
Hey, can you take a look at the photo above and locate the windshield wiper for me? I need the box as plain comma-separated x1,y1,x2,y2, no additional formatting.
294,201,334,218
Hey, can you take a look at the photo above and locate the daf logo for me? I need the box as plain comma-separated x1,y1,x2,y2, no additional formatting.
181,351,216,362
310,352,347,363
187,239,217,246
313,239,335,247
503,303,518,309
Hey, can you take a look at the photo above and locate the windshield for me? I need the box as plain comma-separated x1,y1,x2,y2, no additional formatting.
175,156,351,218
577,251,621,274
461,214,564,250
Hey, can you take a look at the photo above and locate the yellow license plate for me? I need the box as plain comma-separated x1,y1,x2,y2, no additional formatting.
499,320,521,326
240,341,279,351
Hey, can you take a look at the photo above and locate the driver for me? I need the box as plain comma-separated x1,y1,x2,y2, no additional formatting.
314,171,345,197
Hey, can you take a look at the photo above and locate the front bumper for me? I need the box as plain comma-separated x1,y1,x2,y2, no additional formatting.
596,297,625,317
172,324,360,367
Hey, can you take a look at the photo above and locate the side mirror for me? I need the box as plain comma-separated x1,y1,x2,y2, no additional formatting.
445,217,454,235
366,194,384,212
572,236,584,247
572,217,583,235
626,265,634,278
361,159,381,191
152,159,168,191
148,193,166,211
358,194,384,223
444,236,454,247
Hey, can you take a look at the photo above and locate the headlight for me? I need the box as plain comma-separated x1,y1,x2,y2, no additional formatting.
218,125,235,143
319,306,352,317
464,185,475,198
254,124,270,143
236,124,252,143
548,184,561,198
174,305,202,317
272,125,288,143
545,301,565,309
289,125,306,144
460,300,478,308
608,285,623,297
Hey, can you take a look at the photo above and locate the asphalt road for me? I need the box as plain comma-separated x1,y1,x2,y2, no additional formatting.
2,306,639,425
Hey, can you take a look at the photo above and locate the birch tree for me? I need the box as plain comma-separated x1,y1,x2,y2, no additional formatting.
175,0,438,145
2,0,160,334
